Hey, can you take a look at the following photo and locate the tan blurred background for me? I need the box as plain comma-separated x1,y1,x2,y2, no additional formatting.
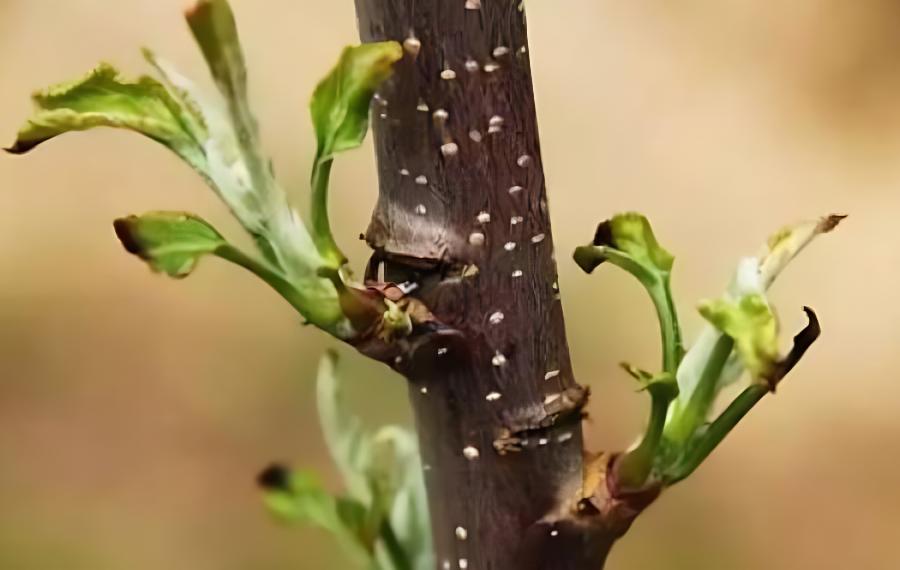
1,1,897,568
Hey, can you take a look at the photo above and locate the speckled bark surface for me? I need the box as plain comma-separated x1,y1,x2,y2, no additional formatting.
353,2,610,568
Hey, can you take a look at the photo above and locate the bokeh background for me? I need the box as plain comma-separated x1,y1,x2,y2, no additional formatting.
1,1,897,568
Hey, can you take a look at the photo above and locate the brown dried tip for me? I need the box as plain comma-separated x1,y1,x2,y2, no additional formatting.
183,0,209,19
768,306,821,392
592,220,615,247
256,463,291,491
112,217,146,258
4,141,31,155
819,214,848,233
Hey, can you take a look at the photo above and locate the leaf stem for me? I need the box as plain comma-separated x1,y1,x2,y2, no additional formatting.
616,379,677,489
664,335,734,445
379,519,412,570
311,158,346,268
215,244,344,331
666,384,768,484
649,275,683,374
574,245,684,374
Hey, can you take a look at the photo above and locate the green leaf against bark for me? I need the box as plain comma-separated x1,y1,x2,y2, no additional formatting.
5,63,206,171
312,42,403,162
113,212,225,278
310,42,403,267
698,294,779,382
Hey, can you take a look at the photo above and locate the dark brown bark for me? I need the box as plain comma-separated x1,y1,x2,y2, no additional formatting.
353,2,628,568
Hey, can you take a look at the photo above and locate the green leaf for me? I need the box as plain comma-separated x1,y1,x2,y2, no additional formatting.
310,42,403,267
185,0,267,191
6,4,350,337
371,427,433,570
257,466,374,567
575,212,683,373
664,307,821,484
667,214,844,443
312,42,404,161
699,294,780,382
184,1,301,258
143,47,331,283
605,213,674,274
113,211,340,327
5,63,205,171
113,211,226,278
758,215,846,289
314,351,432,570
185,0,248,105
316,350,375,505
141,48,209,149
182,3,350,332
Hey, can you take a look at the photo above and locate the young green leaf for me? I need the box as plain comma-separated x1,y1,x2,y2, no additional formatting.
664,215,842,446
257,465,374,568
141,48,209,149
314,351,432,570
310,42,403,267
663,308,821,484
666,215,844,443
575,212,683,373
316,350,375,505
698,294,779,382
371,427,433,570
758,215,846,289
592,213,674,276
185,0,269,197
5,64,206,172
185,0,248,108
113,211,344,329
114,211,227,278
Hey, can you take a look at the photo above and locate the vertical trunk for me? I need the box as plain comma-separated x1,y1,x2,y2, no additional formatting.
354,2,615,568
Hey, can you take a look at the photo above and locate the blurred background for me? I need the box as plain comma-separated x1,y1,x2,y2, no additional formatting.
1,0,897,568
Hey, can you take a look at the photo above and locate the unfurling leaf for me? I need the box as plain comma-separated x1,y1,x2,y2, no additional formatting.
698,294,779,382
664,215,842,449
310,41,403,267
114,212,226,278
758,215,846,289
5,64,206,171
589,213,674,275
670,214,844,422
575,212,683,373
185,0,249,106
662,307,822,484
